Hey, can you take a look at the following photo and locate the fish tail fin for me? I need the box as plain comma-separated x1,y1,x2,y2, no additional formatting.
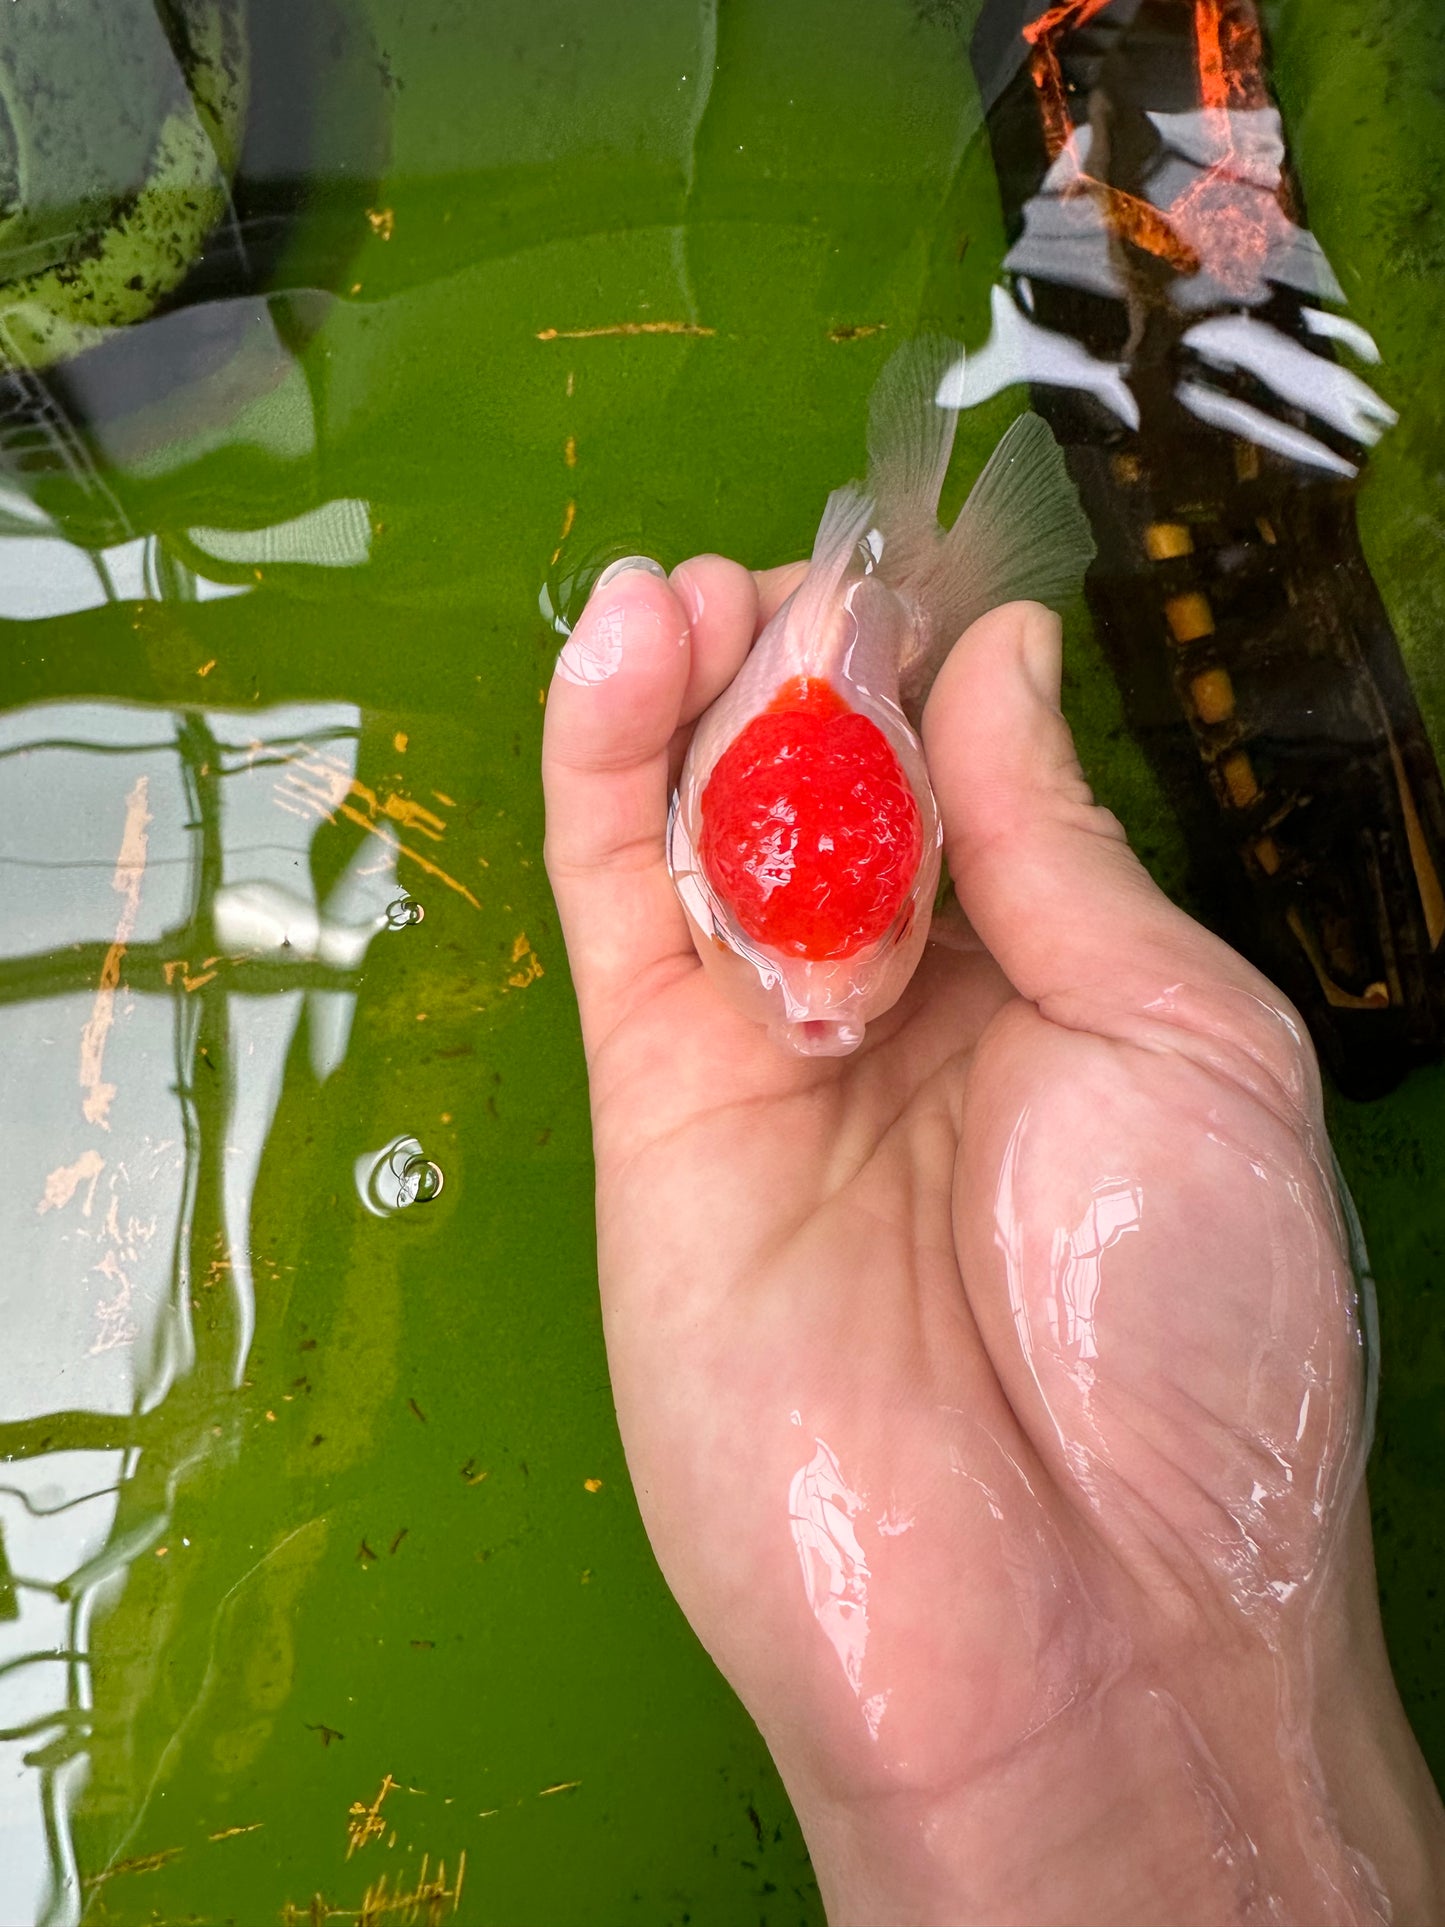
899,412,1095,712
786,481,877,635
866,336,961,582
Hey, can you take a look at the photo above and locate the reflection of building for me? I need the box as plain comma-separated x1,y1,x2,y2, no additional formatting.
968,0,1445,1096
0,685,396,1925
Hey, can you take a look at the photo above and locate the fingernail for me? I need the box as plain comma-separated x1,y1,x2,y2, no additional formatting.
594,554,667,593
1019,608,1064,709
670,560,705,628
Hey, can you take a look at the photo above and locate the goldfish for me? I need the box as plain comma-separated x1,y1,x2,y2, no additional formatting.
667,339,1094,1057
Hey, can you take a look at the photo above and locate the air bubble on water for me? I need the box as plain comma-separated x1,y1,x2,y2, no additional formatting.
541,533,649,639
539,580,568,637
356,1134,446,1217
385,895,425,929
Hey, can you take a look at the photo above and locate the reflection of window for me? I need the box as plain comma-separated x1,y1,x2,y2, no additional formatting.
0,697,392,1927
0,479,372,622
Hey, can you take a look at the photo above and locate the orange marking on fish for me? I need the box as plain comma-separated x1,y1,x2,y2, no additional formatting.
701,677,923,962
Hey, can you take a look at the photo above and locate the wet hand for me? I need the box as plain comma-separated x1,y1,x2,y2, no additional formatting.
542,557,1444,1926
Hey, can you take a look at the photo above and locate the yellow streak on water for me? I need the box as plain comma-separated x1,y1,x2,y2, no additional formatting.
79,774,152,1128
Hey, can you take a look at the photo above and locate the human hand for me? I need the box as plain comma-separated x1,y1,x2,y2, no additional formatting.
542,557,1445,1926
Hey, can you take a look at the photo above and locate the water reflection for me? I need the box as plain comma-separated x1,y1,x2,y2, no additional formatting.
0,482,248,619
968,0,1445,1098
0,474,376,619
0,686,396,1924
0,0,248,373
948,109,1399,479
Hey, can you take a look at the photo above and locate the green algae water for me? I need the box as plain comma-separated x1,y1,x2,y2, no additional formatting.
0,1,1442,1921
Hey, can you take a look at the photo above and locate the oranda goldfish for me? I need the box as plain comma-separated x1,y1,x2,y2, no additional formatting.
667,339,1094,1056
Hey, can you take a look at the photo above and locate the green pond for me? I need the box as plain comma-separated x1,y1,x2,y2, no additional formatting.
1,0,1442,1921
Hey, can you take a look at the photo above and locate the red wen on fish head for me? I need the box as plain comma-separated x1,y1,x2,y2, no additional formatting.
698,677,924,961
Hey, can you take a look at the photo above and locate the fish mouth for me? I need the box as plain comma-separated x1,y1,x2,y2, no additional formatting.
771,1017,866,1059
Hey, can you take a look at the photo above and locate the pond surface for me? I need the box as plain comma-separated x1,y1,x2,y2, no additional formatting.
0,1,1441,1921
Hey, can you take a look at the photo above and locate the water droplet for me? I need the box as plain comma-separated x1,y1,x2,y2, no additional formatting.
356,1135,446,1217
385,895,425,929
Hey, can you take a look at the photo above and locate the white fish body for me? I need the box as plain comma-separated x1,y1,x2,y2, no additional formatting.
669,340,1094,1057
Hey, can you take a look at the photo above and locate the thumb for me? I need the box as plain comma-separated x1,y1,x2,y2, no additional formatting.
922,602,1313,1094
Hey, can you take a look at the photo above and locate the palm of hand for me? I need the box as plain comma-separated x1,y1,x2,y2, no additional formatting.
587,922,1361,1805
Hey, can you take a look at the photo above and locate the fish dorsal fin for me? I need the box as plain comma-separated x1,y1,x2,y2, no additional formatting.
866,336,961,583
899,411,1095,712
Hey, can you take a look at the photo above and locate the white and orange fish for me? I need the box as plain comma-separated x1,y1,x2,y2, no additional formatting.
667,339,1094,1056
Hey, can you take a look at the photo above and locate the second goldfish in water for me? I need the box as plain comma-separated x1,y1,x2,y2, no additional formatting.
668,339,1095,1056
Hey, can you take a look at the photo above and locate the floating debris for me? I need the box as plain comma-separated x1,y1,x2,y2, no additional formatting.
505,933,544,990
347,1775,396,1857
535,321,714,340
82,1846,183,1888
